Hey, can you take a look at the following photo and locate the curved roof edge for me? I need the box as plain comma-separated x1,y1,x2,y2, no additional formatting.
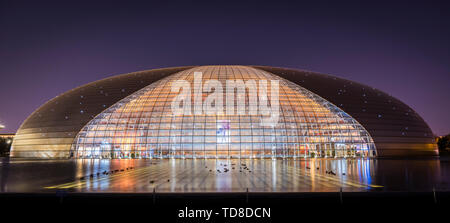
11,65,438,158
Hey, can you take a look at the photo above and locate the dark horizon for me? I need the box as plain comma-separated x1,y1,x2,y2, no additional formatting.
0,0,449,135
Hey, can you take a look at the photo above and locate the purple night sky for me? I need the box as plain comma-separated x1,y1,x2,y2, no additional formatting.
0,0,449,135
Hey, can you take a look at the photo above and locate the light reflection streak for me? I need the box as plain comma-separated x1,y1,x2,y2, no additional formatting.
45,158,387,192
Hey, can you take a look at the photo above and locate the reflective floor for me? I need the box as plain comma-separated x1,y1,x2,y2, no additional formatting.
0,157,449,192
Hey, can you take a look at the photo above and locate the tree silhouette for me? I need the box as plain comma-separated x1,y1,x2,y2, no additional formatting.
437,134,450,154
0,137,13,157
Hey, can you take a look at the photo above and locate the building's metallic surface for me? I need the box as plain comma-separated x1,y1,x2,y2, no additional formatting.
11,67,192,158
11,65,437,158
254,66,437,156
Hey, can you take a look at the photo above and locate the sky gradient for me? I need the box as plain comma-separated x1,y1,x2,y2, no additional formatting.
0,0,449,135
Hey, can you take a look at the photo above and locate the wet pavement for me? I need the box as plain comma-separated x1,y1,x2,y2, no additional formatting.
1,157,449,193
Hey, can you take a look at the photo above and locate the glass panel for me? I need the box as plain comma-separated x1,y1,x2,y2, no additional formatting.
72,66,376,159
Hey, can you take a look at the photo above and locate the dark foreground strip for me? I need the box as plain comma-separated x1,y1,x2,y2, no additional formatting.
1,192,448,221
1,191,449,205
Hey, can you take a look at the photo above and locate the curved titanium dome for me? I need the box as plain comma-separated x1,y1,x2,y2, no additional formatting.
11,65,437,158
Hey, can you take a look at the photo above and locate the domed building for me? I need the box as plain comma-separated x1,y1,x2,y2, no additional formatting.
11,66,437,158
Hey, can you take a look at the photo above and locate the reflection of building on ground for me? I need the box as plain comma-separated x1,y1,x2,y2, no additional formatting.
43,159,381,192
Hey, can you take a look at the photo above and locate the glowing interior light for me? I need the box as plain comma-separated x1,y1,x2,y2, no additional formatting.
71,66,376,159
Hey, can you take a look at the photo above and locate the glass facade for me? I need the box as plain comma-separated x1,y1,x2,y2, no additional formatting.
71,66,376,159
